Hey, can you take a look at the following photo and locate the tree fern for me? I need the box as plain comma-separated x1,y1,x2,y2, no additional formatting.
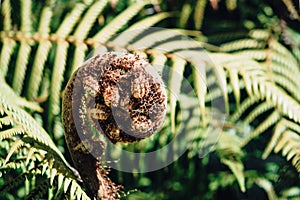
0,0,299,199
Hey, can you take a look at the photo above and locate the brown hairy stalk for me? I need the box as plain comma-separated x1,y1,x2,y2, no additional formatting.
62,52,167,199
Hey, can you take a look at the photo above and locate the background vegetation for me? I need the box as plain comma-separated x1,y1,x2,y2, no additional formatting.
0,0,299,199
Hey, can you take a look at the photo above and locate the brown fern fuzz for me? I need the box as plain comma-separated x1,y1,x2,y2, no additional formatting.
81,52,167,143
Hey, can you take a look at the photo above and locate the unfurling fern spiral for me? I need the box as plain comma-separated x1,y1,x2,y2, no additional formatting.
62,52,167,199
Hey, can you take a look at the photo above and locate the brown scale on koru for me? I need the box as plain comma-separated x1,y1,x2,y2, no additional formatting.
62,52,167,199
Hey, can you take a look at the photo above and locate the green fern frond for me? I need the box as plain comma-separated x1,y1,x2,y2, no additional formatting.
70,0,108,73
179,2,192,28
273,74,300,101
212,51,300,124
12,42,33,95
254,178,278,200
249,29,271,40
69,179,91,200
220,158,245,192
262,119,300,172
169,55,186,134
0,81,77,180
2,0,12,31
281,0,300,21
92,1,148,44
0,39,16,78
20,0,32,34
25,147,40,165
3,139,26,166
12,0,34,95
194,0,207,30
73,0,108,40
48,2,92,117
0,127,25,139
270,51,299,73
129,29,183,49
0,116,14,128
111,12,171,47
280,187,300,199
216,132,245,192
0,159,25,170
243,101,274,124
49,41,69,118
149,51,167,73
242,111,281,146
56,3,89,38
220,39,266,52
227,67,241,107
27,6,53,100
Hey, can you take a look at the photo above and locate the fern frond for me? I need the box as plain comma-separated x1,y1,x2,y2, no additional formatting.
48,2,91,118
0,159,25,170
73,0,108,40
270,51,299,73
194,0,207,30
208,58,229,114
111,12,171,47
274,130,299,158
273,74,300,101
220,39,265,52
55,3,88,38
50,1,90,99
69,179,91,200
216,132,245,192
70,0,108,73
50,168,58,185
3,139,26,165
271,63,300,91
25,147,40,165
11,0,34,95
242,111,281,146
179,2,192,28
149,50,167,73
71,42,89,74
154,39,203,52
16,97,43,112
129,29,182,49
0,127,25,139
280,187,300,199
0,116,14,128
2,0,12,31
262,119,300,172
249,29,270,40
243,101,274,124
12,42,33,95
227,67,241,107
27,6,53,100
220,158,245,192
282,0,300,21
254,178,278,200
49,41,69,118
0,39,16,77
92,1,149,44
20,0,32,34
0,82,77,179
169,56,186,134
